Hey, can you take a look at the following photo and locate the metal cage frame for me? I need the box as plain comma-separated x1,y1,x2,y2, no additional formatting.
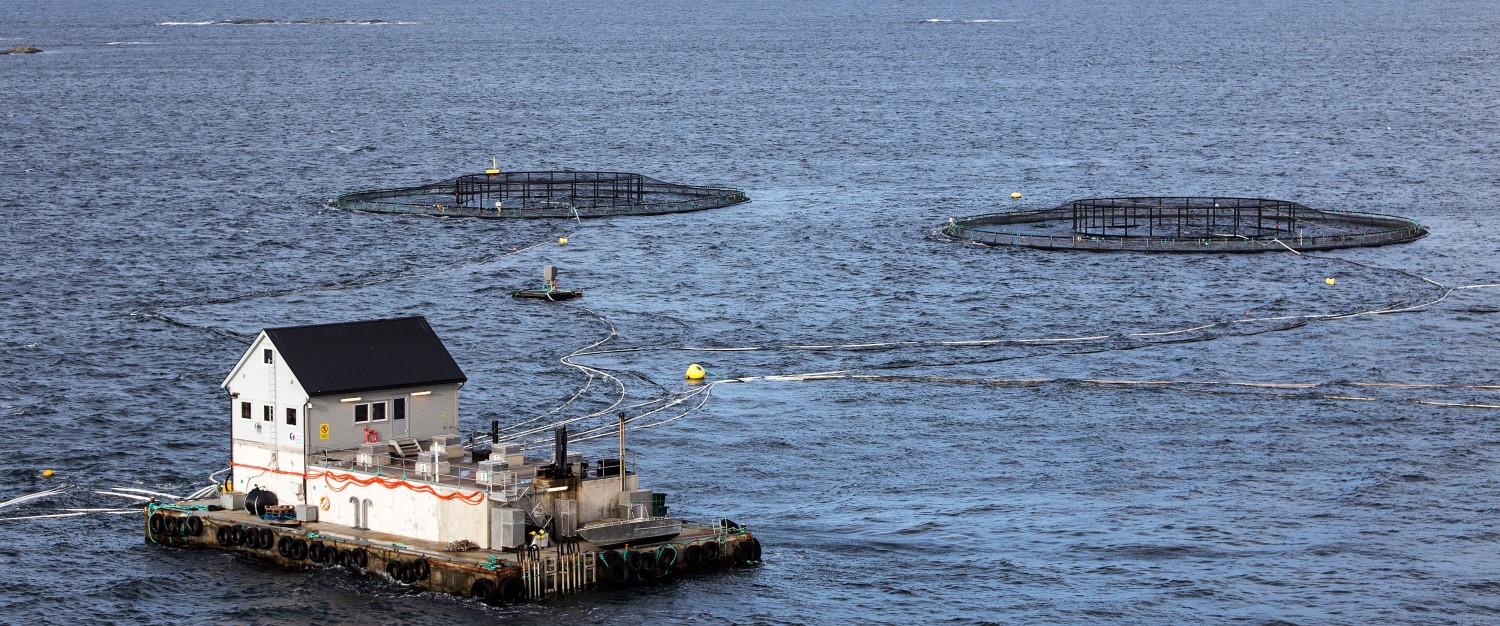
943,196,1429,252
329,171,748,219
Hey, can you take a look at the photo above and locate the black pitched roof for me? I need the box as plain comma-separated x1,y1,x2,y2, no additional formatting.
263,316,467,396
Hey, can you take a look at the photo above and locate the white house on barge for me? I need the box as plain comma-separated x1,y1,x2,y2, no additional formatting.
175,316,759,604
221,316,485,543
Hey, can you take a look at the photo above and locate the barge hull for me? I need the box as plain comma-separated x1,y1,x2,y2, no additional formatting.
146,502,761,603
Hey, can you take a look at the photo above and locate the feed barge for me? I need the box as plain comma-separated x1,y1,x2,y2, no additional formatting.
145,316,760,604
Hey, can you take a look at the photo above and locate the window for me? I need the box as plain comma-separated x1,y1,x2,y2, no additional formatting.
240,401,251,419
393,398,406,421
285,407,297,426
263,405,273,421
354,401,388,424
263,349,274,364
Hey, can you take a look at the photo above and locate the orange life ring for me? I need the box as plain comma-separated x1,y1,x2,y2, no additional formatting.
318,496,331,511
364,429,378,444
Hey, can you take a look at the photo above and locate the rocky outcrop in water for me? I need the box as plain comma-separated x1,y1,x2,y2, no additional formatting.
1,46,42,54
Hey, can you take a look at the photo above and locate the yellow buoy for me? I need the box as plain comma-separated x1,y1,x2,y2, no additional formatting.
42,469,54,478
559,237,568,245
1325,277,1336,285
685,363,706,380
1010,192,1022,199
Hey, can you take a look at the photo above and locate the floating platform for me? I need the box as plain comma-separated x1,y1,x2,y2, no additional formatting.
163,315,762,605
145,502,760,604
512,288,583,301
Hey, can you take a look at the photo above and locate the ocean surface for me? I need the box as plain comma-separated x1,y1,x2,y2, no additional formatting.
3,0,1499,624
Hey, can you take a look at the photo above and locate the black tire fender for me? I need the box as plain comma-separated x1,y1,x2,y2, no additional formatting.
471,578,497,604
499,575,525,603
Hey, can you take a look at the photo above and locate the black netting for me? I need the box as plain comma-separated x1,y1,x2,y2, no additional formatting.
329,171,748,219
943,197,1429,252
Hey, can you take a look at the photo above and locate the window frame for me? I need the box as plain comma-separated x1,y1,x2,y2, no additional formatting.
285,407,297,426
240,401,251,419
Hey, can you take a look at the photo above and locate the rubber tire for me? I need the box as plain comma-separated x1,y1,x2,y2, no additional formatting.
498,575,525,603
227,526,245,546
215,525,231,546
626,550,648,573
185,516,204,537
148,513,165,536
703,541,719,562
606,559,630,585
334,549,349,568
471,578,497,604
750,538,762,562
257,528,274,551
278,536,293,558
734,541,748,563
412,557,431,581
350,547,367,570
385,559,400,579
289,538,308,560
654,546,677,577
684,543,703,567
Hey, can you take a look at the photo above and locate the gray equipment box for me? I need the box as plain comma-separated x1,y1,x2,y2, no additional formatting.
476,460,515,487
416,451,450,478
357,442,390,467
619,489,654,505
219,492,246,510
294,504,319,522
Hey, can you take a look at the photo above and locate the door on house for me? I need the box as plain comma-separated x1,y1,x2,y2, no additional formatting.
393,397,408,437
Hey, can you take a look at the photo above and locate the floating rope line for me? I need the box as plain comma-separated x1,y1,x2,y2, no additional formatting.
697,372,1500,410
134,230,574,341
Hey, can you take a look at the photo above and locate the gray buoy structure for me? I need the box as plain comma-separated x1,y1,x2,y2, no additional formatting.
329,169,748,219
943,196,1429,252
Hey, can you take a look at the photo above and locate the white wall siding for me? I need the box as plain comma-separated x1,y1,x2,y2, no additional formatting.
304,468,488,542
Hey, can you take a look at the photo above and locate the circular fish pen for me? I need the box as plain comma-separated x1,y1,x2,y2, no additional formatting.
329,171,749,219
943,197,1429,252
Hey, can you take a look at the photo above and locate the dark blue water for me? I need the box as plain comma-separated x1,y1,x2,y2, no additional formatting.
3,0,1500,624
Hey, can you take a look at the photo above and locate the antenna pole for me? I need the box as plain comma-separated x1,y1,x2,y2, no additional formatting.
618,412,627,492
